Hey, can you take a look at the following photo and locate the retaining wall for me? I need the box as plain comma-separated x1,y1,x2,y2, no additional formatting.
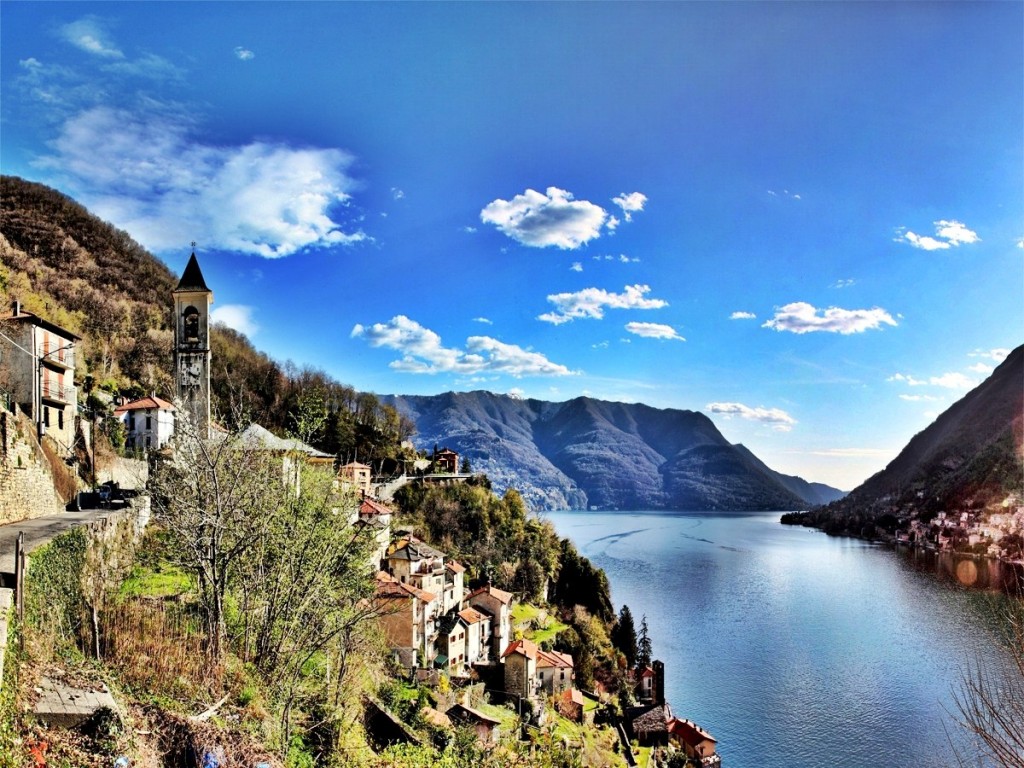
0,409,64,524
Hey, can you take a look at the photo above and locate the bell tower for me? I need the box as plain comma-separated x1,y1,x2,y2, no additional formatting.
173,250,213,438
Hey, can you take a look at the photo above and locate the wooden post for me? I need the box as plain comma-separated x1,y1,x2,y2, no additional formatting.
14,532,24,652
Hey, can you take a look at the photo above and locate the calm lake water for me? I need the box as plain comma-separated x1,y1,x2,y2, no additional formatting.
546,510,1018,768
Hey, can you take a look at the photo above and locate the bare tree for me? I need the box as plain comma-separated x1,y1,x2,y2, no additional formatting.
952,597,1024,768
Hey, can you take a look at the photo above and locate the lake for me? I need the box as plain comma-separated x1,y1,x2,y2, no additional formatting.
545,510,1018,768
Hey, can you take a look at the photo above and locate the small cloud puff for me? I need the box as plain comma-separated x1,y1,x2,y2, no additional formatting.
706,402,796,432
612,192,647,222
481,187,610,249
60,18,124,59
211,304,259,337
763,302,897,334
896,219,980,251
473,317,493,325
538,284,668,325
391,187,405,200
234,46,255,61
351,315,574,377
767,189,801,201
831,278,856,289
571,262,583,272
625,322,684,341
730,311,756,320
888,371,978,390
969,348,1010,363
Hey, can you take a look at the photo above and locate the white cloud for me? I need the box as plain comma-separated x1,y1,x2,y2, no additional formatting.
967,362,994,375
611,192,647,222
897,219,980,250
37,107,367,257
831,278,856,289
625,322,685,341
706,402,797,432
211,304,259,337
969,348,1010,363
351,316,573,377
899,394,940,402
1016,238,1024,249
619,254,640,263
606,216,620,231
888,371,979,390
60,18,124,58
592,341,609,349
730,311,756,320
507,388,526,400
570,262,583,272
391,187,405,200
473,317,493,325
234,46,255,61
538,284,668,325
762,302,897,334
480,187,609,249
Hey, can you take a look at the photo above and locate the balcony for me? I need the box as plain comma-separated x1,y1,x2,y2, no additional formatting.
40,350,75,371
41,380,73,404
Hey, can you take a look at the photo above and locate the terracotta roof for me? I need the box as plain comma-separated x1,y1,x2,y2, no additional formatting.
667,718,717,746
446,560,466,574
114,396,175,415
501,638,540,661
458,607,487,625
374,572,436,603
537,649,574,670
630,705,668,735
174,252,210,292
360,497,394,517
562,688,585,707
468,585,513,605
340,461,371,470
639,666,656,678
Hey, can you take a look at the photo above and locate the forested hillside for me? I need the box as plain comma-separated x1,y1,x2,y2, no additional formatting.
0,175,412,462
385,390,845,511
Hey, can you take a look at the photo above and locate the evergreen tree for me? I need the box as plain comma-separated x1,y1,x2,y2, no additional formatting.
637,615,653,671
611,604,638,668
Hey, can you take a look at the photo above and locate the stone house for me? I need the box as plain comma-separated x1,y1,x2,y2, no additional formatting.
502,638,542,701
537,649,574,694
667,718,720,766
387,537,448,600
339,461,372,495
433,447,459,474
374,571,439,668
445,704,501,747
0,302,80,454
443,560,466,614
114,395,175,451
441,606,491,673
467,585,513,660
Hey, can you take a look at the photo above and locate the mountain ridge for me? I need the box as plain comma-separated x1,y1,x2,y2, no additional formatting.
384,390,845,512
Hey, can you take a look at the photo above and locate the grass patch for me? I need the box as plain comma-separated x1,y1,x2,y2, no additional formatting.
511,603,541,626
528,617,568,646
118,562,192,599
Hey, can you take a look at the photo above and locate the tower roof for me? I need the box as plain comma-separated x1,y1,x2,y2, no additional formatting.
174,252,210,292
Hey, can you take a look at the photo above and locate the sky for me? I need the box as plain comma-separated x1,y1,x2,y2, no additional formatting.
1,2,1021,491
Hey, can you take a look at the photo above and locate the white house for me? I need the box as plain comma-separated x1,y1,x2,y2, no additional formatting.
114,395,175,451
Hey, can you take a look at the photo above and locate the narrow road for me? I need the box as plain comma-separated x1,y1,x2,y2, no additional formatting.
0,503,125,577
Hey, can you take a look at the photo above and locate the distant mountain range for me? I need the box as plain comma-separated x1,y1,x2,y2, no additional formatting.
384,391,846,512
823,344,1024,517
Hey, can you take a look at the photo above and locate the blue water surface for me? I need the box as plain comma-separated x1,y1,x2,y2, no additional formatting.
545,510,1015,768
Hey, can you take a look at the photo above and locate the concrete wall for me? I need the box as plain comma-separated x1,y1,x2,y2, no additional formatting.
0,407,65,524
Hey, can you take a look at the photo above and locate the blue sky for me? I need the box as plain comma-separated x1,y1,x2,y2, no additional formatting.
2,2,1021,490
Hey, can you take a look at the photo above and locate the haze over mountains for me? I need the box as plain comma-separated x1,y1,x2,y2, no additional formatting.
385,391,846,512
824,344,1024,516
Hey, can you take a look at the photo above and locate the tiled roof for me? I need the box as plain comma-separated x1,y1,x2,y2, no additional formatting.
537,649,573,669
629,705,668,735
501,638,540,661
374,571,436,603
389,537,446,562
341,461,371,470
360,497,394,517
446,560,466,574
114,396,175,415
4,310,81,340
458,607,487,625
237,423,333,459
667,718,717,746
468,585,513,605
446,704,500,727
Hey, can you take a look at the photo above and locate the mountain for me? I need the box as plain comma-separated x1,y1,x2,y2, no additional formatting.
833,344,1024,513
733,444,847,505
384,391,845,512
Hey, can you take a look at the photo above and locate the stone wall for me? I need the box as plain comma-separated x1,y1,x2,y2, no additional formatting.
98,456,148,490
0,407,64,524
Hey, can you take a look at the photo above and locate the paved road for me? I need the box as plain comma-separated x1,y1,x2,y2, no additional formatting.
0,505,125,576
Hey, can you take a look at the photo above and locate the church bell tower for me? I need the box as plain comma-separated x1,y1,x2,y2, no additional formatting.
173,250,213,438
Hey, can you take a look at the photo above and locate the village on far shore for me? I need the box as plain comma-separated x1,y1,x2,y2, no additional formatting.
0,251,723,767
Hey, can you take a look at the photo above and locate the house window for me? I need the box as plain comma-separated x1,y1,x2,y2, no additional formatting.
58,409,64,430
146,415,152,429
128,414,135,430
146,435,152,447
43,407,50,427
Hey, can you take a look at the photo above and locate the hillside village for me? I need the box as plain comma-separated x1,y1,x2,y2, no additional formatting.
0,248,722,768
